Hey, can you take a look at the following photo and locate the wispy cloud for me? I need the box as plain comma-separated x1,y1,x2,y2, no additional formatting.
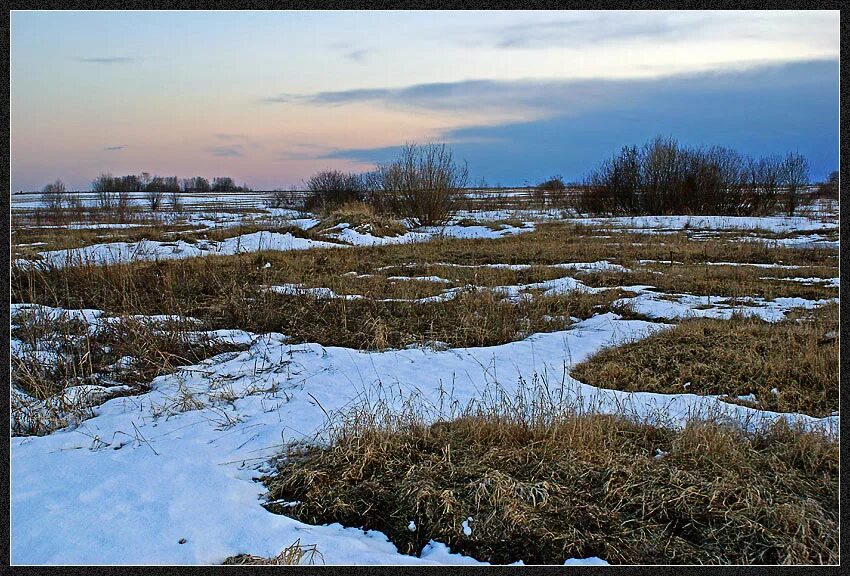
345,49,370,62
263,59,837,120
277,143,341,161
214,133,243,141
207,144,244,157
488,14,696,49
103,145,126,151
77,57,136,64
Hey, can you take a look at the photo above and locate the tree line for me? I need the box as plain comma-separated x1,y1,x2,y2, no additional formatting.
576,136,816,216
41,173,252,213
40,138,835,222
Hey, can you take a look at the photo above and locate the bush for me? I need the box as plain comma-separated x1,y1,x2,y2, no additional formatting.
368,143,468,226
533,176,567,208
40,180,66,211
815,171,839,199
169,189,182,212
303,170,365,212
780,152,809,216
91,174,121,211
578,136,810,216
145,176,179,211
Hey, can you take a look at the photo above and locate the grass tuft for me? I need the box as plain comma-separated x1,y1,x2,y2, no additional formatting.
263,397,837,565
570,303,838,417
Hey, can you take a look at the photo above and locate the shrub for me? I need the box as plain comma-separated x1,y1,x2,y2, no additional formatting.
267,189,297,209
40,180,67,211
169,189,182,212
145,176,179,211
578,136,810,216
304,170,365,212
533,176,567,208
814,171,838,199
368,143,468,226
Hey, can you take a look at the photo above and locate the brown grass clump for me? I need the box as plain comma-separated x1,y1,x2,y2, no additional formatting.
222,540,322,565
263,409,837,565
571,303,838,417
317,201,408,238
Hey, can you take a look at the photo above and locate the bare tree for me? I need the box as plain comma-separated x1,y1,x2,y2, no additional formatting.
780,152,809,216
211,177,237,192
145,188,165,211
578,136,809,217
41,180,66,211
92,173,119,211
267,188,297,209
181,176,211,193
169,189,182,212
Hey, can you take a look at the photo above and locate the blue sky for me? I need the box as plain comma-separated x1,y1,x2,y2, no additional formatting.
11,10,839,190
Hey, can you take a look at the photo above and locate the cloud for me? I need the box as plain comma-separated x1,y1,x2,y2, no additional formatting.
345,49,370,62
264,59,836,121
490,13,694,49
277,143,341,161
322,59,838,184
214,133,243,141
475,11,837,51
207,145,244,157
103,145,126,151
77,57,136,64
263,79,587,116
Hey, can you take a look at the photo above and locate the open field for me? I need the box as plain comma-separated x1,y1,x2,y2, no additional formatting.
10,194,839,565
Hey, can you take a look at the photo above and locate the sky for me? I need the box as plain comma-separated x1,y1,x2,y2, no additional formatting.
10,10,840,191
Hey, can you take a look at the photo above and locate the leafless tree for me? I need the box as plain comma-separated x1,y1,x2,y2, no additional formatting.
41,180,66,211
780,152,809,216
92,174,120,211
181,176,211,193
370,143,468,226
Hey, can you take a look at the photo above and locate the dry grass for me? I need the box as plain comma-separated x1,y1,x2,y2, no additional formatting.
10,213,321,259
581,261,838,300
222,540,323,565
10,223,202,256
571,303,838,417
11,222,836,351
263,401,837,565
12,246,651,351
316,201,408,238
10,308,248,436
